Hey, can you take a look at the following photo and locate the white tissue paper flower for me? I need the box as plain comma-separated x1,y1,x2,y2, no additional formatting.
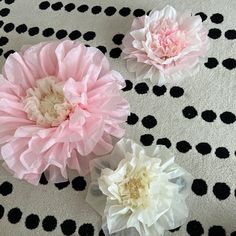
86,139,193,236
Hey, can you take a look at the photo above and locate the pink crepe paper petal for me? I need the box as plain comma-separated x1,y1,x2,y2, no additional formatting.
0,40,129,184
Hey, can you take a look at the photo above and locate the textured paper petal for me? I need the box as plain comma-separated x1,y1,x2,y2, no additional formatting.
86,138,193,236
123,5,209,84
0,40,129,184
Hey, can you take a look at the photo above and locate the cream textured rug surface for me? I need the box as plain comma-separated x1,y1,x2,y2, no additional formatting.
0,0,236,235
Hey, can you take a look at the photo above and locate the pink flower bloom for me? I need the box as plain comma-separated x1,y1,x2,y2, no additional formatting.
0,40,129,185
123,5,209,85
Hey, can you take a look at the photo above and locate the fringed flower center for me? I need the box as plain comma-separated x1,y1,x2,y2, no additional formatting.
119,168,150,209
23,76,72,127
40,93,64,118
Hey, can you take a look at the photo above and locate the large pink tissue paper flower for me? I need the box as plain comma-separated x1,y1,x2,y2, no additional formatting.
0,40,129,185
123,5,209,85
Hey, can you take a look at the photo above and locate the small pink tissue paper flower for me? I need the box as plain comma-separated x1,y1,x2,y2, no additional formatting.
0,40,130,185
123,5,209,85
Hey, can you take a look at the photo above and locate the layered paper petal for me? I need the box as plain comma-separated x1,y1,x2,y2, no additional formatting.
0,40,130,185
86,139,193,236
123,5,209,84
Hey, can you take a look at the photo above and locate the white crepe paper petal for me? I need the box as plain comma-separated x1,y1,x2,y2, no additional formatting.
86,139,193,236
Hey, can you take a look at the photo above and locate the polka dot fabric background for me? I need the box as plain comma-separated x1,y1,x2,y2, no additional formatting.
0,0,236,235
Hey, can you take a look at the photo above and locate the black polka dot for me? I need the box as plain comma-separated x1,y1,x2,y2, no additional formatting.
39,1,50,10
213,183,230,200
109,48,122,58
140,134,154,146
204,57,219,69
25,214,40,230
69,30,81,40
96,46,107,54
72,176,87,191
201,110,217,122
119,7,131,16
99,229,105,236
182,106,198,119
0,36,9,46
122,80,133,91
133,9,145,17
83,31,96,41
222,58,236,70
208,28,222,39
64,3,75,12
8,208,22,224
77,5,89,12
42,215,57,232
78,223,94,236
0,181,13,196
169,227,181,232
186,220,204,236
3,23,14,33
156,138,171,148
4,50,15,59
195,143,212,155
16,24,27,34
0,20,3,28
104,6,116,16
152,85,167,96
220,111,236,124
225,30,236,40
51,2,63,11
135,82,149,94
0,205,4,219
209,226,226,236
85,44,90,47
231,232,236,236
91,6,102,14
176,141,192,153
192,179,208,196
55,181,70,190
127,112,139,125
42,27,54,37
0,8,10,17
4,0,15,4
170,86,184,98
60,219,76,236
215,147,230,159
195,12,207,21
0,49,3,56
142,115,157,129
39,173,48,185
112,34,124,45
28,27,39,36
56,29,67,39
210,13,224,24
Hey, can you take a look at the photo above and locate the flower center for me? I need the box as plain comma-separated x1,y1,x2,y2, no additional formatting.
119,168,150,209
40,93,64,118
150,19,187,59
23,76,72,127
125,177,144,200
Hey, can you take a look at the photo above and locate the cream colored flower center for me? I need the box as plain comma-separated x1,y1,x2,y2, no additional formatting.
125,177,144,200
40,93,64,118
119,168,150,209
23,76,72,127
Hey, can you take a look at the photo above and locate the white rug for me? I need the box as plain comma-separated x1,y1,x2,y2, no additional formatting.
0,0,236,235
